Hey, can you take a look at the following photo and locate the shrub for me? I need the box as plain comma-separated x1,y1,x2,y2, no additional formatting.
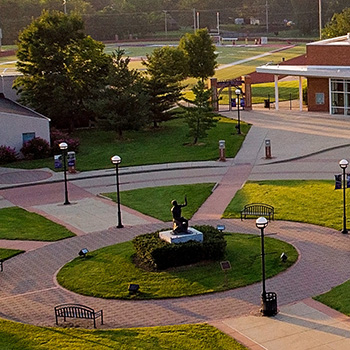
20,137,51,160
132,225,227,270
51,128,80,154
0,145,18,164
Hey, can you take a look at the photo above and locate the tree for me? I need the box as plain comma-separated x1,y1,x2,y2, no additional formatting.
90,49,149,137
182,80,217,144
142,46,187,127
14,10,111,129
179,28,217,82
322,7,350,39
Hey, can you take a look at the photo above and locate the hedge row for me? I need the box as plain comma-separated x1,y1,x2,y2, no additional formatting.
132,225,227,270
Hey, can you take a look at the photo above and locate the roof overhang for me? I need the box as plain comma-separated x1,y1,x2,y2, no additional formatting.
256,65,350,79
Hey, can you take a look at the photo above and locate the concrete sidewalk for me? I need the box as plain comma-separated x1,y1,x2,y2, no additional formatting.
212,299,350,350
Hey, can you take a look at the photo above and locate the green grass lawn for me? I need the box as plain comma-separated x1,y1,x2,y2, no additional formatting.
57,232,297,299
223,180,344,230
0,248,23,261
0,320,247,350
314,281,350,317
0,207,74,241
217,79,307,105
104,183,215,221
214,44,306,81
8,116,250,171
251,79,307,104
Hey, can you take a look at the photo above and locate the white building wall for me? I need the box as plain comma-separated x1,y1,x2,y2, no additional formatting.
0,112,50,153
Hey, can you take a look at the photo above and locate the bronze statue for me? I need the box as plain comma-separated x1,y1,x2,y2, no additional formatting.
171,196,189,234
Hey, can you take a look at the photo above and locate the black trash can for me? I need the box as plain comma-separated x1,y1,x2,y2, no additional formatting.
261,292,278,316
264,99,270,108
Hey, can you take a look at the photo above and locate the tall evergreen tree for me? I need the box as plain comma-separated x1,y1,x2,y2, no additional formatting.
182,80,217,144
142,46,187,127
90,49,149,137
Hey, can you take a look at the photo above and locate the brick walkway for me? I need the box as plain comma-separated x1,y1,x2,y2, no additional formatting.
0,219,349,329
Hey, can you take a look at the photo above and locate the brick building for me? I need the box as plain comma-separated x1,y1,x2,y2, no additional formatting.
256,34,350,115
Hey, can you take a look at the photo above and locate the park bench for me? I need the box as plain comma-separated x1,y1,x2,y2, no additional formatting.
54,303,103,328
240,203,274,221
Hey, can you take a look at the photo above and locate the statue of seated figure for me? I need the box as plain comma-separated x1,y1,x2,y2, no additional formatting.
171,196,189,234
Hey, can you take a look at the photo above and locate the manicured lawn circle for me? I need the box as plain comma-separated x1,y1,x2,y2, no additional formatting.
57,232,298,299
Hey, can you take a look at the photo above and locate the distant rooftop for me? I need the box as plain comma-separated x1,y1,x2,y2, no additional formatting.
0,94,49,120
308,33,350,46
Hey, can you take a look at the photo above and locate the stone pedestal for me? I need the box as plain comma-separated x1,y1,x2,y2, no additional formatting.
159,227,203,244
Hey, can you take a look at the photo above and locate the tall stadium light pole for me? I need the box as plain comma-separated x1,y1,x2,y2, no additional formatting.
319,0,322,39
164,10,168,38
193,8,196,32
63,0,67,14
265,0,269,33
217,12,220,34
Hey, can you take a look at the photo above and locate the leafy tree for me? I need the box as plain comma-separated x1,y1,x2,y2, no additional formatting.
179,28,217,82
182,80,217,144
14,10,111,130
322,7,350,39
142,46,187,127
90,49,149,137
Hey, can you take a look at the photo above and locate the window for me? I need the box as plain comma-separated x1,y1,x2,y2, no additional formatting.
330,79,350,115
315,93,324,105
22,132,35,144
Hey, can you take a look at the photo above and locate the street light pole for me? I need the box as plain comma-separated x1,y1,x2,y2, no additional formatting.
256,217,268,300
235,88,241,134
111,155,124,229
339,159,349,234
59,142,70,205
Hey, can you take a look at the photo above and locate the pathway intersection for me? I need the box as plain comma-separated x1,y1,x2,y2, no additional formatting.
2,108,350,349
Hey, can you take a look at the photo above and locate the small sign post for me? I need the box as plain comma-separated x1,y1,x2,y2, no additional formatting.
220,260,231,287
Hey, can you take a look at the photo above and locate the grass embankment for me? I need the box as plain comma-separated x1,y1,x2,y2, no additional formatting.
223,180,343,230
8,116,249,171
57,232,297,299
0,320,247,350
0,207,74,241
314,282,350,316
103,183,215,221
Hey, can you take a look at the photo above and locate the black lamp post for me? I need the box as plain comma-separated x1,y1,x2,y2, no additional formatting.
339,159,349,234
256,216,268,300
235,88,241,134
59,142,70,205
111,155,123,228
256,216,277,316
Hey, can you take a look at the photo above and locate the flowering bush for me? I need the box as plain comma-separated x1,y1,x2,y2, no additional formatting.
0,145,18,164
50,128,80,154
20,137,51,159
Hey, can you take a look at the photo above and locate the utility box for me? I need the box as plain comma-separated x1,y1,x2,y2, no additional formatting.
265,139,271,159
54,154,62,169
67,151,76,173
219,140,226,161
